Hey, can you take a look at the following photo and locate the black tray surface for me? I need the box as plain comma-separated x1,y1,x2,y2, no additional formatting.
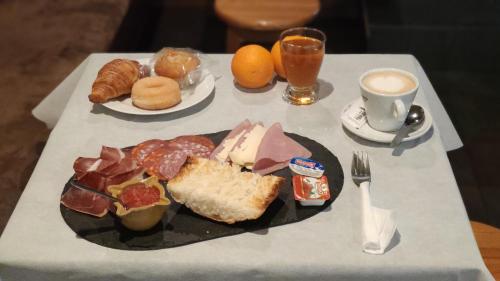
60,131,344,250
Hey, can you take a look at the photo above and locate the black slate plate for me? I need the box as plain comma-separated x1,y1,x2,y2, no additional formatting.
60,131,344,250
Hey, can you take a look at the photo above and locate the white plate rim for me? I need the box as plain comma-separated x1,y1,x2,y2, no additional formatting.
100,58,215,116
341,97,433,143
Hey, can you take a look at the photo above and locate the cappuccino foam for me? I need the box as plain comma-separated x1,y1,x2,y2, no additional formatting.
362,71,416,94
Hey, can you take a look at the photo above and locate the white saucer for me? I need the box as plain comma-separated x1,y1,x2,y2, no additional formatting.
101,58,215,116
341,97,433,143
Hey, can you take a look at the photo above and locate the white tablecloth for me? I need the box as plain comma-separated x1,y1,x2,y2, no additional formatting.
32,54,463,151
1,54,490,281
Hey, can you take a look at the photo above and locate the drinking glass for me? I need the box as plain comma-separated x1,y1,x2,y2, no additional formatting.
280,27,326,105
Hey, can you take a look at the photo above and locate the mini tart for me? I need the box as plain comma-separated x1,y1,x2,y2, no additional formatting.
107,176,170,231
154,48,201,81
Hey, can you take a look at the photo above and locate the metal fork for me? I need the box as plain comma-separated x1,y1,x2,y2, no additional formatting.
352,151,379,247
351,151,371,186
351,151,374,220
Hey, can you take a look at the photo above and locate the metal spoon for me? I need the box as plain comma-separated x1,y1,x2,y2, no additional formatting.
390,105,425,147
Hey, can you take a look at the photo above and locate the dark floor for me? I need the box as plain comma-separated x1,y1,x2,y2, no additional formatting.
432,71,500,227
0,0,129,236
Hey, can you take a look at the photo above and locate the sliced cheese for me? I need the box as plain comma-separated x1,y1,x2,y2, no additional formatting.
214,130,246,162
229,124,267,169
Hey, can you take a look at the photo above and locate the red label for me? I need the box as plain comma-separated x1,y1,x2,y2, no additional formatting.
293,175,330,201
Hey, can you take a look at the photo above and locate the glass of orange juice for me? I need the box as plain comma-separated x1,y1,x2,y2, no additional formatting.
280,27,326,105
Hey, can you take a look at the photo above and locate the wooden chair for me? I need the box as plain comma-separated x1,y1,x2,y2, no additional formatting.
471,221,500,280
214,0,320,52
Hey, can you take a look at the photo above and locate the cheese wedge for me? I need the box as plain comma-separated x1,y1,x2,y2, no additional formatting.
229,124,267,169
213,130,246,162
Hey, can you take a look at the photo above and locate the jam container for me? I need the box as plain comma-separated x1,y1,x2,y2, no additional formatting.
289,157,325,178
292,175,330,206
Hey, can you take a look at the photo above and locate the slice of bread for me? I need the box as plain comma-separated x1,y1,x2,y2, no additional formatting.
167,157,284,224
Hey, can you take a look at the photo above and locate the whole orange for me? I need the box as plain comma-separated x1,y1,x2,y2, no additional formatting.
271,40,286,79
231,44,274,89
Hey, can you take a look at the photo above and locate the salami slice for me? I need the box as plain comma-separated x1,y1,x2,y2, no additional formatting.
155,150,187,180
132,139,170,165
142,147,173,177
168,135,215,158
142,147,187,180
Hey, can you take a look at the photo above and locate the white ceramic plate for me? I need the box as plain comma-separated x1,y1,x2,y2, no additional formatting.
341,97,433,143
101,58,215,115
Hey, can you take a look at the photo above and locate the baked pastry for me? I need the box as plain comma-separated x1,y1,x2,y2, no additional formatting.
131,76,181,110
89,59,141,103
167,157,284,224
154,48,200,82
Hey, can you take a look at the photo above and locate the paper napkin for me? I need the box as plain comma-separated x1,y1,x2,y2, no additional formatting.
359,182,397,254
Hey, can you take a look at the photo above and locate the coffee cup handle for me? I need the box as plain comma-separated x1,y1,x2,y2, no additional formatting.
392,99,407,121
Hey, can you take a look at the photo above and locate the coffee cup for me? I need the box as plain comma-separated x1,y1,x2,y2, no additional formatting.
359,68,419,132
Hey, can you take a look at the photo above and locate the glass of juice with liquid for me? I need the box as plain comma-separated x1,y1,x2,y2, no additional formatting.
280,27,326,105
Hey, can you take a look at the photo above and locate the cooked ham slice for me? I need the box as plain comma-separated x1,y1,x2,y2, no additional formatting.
252,123,312,175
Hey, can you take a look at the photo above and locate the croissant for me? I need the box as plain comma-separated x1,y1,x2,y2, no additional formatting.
89,59,141,103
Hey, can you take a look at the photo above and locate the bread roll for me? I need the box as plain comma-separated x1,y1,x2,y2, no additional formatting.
154,49,200,81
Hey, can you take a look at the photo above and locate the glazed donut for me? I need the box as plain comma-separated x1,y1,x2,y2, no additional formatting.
154,49,200,80
131,76,181,110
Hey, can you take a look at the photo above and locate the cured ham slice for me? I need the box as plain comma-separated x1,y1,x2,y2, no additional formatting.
106,166,144,187
62,146,143,217
252,123,312,175
60,187,111,217
100,146,124,162
73,157,99,179
78,171,108,192
210,119,252,162
99,155,137,177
